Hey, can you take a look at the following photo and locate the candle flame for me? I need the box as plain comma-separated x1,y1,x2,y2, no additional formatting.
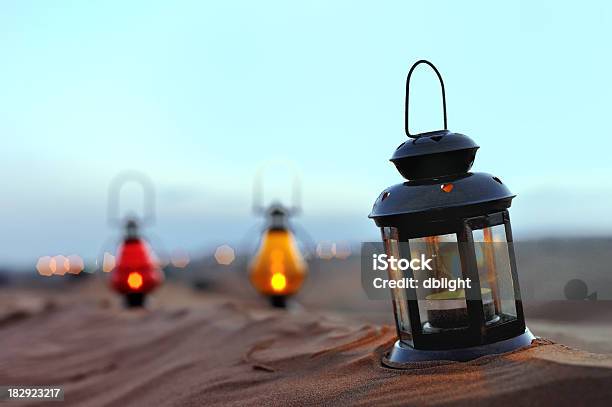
127,272,143,290
270,272,287,293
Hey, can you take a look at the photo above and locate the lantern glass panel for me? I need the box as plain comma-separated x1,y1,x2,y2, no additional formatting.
381,227,411,335
410,234,468,333
472,224,518,323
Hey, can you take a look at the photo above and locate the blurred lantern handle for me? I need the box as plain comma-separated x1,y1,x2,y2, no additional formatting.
252,162,302,215
405,59,448,138
107,170,156,226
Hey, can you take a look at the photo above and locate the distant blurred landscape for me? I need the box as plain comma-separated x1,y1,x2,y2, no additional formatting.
2,236,611,354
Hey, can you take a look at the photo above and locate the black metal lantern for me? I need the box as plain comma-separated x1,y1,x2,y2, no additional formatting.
369,60,534,365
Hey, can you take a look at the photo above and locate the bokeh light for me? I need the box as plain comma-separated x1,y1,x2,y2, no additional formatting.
214,244,235,265
170,250,190,268
67,255,85,275
315,241,334,260
334,241,352,259
102,252,116,273
157,254,170,268
316,241,352,259
51,255,69,276
36,256,53,277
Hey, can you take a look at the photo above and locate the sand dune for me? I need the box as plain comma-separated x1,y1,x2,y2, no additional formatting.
1,283,612,406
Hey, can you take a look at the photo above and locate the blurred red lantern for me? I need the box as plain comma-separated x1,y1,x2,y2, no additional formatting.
110,219,163,307
107,172,164,307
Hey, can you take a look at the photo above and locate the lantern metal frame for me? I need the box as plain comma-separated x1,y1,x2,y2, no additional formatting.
370,60,534,364
385,210,526,351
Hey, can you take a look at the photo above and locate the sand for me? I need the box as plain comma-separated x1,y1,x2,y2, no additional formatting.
1,283,612,406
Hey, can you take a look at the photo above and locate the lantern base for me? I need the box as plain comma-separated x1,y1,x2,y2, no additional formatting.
124,293,146,308
383,328,535,366
269,295,287,309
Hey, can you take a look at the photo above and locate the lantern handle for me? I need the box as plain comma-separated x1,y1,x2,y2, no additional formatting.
252,162,301,216
405,59,448,138
107,170,156,227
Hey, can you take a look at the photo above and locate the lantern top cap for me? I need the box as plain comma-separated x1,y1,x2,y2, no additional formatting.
124,217,140,240
390,130,480,180
369,172,515,221
267,202,288,217
391,130,479,160
391,60,480,180
266,201,291,230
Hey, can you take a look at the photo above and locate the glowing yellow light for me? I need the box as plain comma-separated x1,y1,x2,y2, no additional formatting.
127,272,143,290
270,272,287,293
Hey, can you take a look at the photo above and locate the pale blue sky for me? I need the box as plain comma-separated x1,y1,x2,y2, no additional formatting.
1,1,611,266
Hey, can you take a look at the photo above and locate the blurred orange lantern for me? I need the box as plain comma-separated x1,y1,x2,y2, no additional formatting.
249,205,307,307
106,172,164,307
248,165,309,308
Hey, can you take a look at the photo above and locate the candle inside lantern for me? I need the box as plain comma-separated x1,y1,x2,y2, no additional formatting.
425,288,496,330
413,234,499,331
